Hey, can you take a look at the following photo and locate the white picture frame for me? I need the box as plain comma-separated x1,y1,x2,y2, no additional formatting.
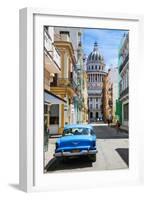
19,7,144,192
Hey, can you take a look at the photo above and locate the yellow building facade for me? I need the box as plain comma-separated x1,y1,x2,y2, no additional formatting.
44,26,62,130
50,32,77,133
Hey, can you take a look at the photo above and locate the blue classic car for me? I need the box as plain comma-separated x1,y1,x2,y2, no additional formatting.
54,124,97,162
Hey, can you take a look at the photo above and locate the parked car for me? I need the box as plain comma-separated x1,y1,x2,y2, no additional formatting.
54,124,97,162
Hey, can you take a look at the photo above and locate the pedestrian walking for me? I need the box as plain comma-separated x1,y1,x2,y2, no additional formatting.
108,114,112,126
116,120,121,134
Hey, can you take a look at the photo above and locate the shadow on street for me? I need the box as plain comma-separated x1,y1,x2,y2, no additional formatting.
45,156,93,172
115,148,129,166
93,125,129,139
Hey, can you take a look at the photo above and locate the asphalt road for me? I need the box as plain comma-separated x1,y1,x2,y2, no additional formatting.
92,124,128,139
44,124,129,173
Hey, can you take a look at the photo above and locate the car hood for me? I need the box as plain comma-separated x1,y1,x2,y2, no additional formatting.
57,135,95,148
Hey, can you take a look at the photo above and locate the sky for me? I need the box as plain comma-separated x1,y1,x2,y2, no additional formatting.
82,28,128,70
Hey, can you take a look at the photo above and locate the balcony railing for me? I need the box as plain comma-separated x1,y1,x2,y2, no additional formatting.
51,78,77,90
119,54,129,73
54,32,70,42
119,87,129,99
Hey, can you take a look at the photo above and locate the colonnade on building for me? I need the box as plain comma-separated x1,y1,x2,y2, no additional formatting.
88,73,103,82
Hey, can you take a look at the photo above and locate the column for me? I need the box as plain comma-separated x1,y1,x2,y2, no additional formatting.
59,95,65,134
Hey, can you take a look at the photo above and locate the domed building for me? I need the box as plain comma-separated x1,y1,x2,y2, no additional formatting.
86,42,107,122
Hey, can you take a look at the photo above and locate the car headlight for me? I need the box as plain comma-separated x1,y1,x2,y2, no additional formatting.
92,141,96,147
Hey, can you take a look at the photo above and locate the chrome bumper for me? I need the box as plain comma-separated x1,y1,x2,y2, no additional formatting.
54,150,97,157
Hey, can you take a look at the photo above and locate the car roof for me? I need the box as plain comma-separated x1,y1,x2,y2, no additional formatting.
64,124,93,130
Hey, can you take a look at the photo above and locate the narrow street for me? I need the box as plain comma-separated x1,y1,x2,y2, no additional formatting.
44,28,129,173
44,124,129,173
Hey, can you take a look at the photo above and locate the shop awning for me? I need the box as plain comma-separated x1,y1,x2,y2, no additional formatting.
44,90,66,105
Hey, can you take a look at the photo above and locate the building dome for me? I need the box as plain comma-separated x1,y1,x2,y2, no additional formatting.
87,42,104,65
86,42,105,71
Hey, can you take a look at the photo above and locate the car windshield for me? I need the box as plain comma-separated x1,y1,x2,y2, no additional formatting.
63,127,92,136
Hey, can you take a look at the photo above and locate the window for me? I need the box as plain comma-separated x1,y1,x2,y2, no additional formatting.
96,98,98,102
92,65,93,70
63,127,91,136
50,117,59,125
96,104,98,109
50,104,59,124
95,65,97,69
90,104,92,109
96,112,99,118
60,31,70,37
90,112,93,118
44,104,48,114
123,103,129,121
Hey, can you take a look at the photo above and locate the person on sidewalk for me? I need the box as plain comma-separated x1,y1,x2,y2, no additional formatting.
108,114,112,127
116,120,121,134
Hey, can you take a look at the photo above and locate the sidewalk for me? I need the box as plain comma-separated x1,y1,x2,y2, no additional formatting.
49,134,62,138
44,138,57,168
120,125,128,133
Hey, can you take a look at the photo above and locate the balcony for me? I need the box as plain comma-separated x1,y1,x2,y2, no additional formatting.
51,78,77,91
119,87,129,99
54,32,70,42
119,54,129,73
44,30,61,72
